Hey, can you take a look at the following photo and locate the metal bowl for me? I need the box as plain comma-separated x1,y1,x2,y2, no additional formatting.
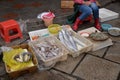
108,27,120,36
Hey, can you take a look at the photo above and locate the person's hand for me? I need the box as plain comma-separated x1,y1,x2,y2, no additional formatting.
83,1,91,6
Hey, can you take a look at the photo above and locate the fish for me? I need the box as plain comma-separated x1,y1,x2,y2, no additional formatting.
58,28,78,52
73,37,86,48
58,31,66,45
66,30,77,51
61,29,76,51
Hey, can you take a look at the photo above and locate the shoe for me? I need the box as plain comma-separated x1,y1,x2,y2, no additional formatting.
94,18,102,31
72,18,83,31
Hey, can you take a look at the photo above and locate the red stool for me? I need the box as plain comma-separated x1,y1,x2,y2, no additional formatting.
0,19,23,43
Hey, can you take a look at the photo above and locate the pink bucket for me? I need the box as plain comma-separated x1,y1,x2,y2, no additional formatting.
42,12,55,27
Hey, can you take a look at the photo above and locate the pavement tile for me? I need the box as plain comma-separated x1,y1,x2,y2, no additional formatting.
97,0,112,7
54,54,85,74
105,41,120,63
0,34,29,46
50,69,77,80
2,12,19,19
73,55,120,80
15,71,70,80
0,62,6,76
88,47,107,57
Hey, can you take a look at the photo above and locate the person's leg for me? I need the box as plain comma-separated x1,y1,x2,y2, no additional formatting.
78,5,92,20
90,3,102,31
73,5,92,31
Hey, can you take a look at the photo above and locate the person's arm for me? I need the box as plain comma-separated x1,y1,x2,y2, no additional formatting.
74,0,85,4
90,0,96,2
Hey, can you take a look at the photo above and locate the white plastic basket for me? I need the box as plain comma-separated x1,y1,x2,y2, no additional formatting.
28,36,69,67
69,31,93,57
56,28,93,58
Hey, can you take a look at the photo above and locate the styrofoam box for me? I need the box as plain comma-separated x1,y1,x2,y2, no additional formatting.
99,8,119,22
28,29,50,41
78,27,113,51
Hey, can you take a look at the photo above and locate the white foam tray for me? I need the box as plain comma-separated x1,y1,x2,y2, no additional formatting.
99,8,119,22
28,29,50,41
78,27,113,51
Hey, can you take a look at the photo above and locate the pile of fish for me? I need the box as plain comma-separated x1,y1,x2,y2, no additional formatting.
34,40,61,60
58,27,86,52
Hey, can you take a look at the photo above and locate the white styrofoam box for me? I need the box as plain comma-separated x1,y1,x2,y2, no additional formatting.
78,27,113,51
28,29,50,41
99,8,119,22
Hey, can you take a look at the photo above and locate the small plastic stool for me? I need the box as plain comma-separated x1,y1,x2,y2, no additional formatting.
0,19,23,43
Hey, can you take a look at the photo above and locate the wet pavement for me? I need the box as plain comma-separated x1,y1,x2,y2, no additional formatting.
0,0,120,80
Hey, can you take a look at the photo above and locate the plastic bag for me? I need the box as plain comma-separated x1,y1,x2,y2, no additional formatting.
0,46,13,52
18,19,28,34
3,48,34,71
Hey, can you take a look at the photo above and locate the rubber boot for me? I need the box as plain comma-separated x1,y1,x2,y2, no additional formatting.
72,18,82,31
94,18,102,31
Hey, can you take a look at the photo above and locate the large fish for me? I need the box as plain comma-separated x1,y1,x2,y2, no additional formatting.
60,29,75,51
73,37,86,48
58,28,77,51
66,30,77,51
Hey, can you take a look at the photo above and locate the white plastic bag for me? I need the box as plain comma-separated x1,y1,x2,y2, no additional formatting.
18,19,28,34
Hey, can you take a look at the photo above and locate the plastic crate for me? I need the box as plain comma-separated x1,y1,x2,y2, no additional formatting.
4,44,38,78
28,36,69,67
69,31,93,57
57,29,93,58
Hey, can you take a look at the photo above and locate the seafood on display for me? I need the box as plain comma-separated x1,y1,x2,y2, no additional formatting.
89,30,109,41
58,27,86,52
33,40,61,60
14,49,32,63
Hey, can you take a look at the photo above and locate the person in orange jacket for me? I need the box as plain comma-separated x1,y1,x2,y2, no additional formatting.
73,0,102,31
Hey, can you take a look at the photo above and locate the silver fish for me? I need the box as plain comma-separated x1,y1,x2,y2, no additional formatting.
61,29,76,51
73,37,86,47
66,30,77,51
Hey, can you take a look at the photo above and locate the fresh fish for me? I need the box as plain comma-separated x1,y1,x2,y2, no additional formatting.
61,29,76,51
51,51,57,56
66,30,77,51
73,37,86,48
58,31,66,45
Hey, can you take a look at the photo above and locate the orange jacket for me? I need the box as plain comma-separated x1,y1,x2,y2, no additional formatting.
74,0,96,4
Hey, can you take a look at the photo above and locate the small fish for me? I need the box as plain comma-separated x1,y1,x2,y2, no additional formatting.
58,31,66,45
61,29,76,51
66,30,77,51
73,37,86,48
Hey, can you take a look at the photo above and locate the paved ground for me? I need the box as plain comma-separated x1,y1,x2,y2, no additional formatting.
0,0,120,80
